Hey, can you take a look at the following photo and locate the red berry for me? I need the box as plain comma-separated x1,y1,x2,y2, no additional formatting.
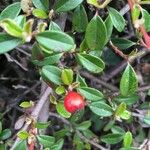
64,91,85,113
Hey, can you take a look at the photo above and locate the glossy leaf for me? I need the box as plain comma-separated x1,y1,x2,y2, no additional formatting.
120,64,138,96
0,33,22,54
78,87,104,101
142,9,150,32
123,131,132,148
0,129,11,140
120,110,131,120
89,102,113,117
111,126,125,135
61,69,73,85
108,7,126,32
15,15,26,28
55,86,65,95
76,121,91,131
111,38,135,50
36,31,75,52
0,2,21,21
37,135,55,148
32,0,49,11
101,133,123,144
76,53,105,73
85,15,107,50
35,121,51,129
0,19,23,38
55,0,84,12
105,15,113,43
32,9,48,19
41,65,62,85
17,131,29,140
32,53,63,67
143,116,150,125
49,21,62,31
14,140,27,150
115,103,126,117
50,139,64,150
73,5,88,32
56,102,71,118
76,74,87,87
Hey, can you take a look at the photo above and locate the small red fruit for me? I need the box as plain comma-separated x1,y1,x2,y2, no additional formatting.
64,91,85,113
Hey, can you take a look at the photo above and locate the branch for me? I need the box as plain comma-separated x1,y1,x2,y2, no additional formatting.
49,112,108,150
10,87,52,150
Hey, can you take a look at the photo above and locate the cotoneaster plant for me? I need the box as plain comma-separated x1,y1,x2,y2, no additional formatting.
0,0,150,150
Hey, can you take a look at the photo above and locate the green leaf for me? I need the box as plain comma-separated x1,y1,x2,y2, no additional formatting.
114,94,139,106
76,121,91,131
0,144,5,150
61,69,73,85
19,101,33,108
0,2,21,21
76,53,105,73
37,135,55,148
76,74,87,87
108,7,126,32
32,0,49,11
55,86,65,95
0,122,2,134
87,0,111,8
49,21,62,31
78,87,104,102
101,133,123,144
142,9,150,32
14,140,27,150
120,110,131,120
111,38,135,50
73,5,88,32
17,131,30,140
32,53,63,66
41,65,62,85
32,9,48,19
111,126,125,135
120,64,138,96
50,139,64,150
105,15,113,43
55,0,84,12
89,102,113,117
0,19,23,38
143,115,150,125
115,102,126,117
85,15,107,50
56,102,71,118
0,129,11,140
15,15,26,28
104,120,115,131
36,31,75,52
35,121,51,129
123,131,132,148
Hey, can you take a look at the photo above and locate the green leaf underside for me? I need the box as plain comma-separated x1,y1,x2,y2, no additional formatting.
0,2,21,21
89,102,113,117
55,0,84,12
41,65,62,85
36,31,75,52
85,15,107,50
0,33,22,54
120,64,138,96
76,53,105,73
32,0,49,11
78,87,104,101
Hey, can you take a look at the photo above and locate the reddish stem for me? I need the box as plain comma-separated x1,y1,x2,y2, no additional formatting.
28,142,35,150
140,25,150,49
127,0,134,10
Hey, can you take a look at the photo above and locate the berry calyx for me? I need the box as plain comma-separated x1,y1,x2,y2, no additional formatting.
64,91,85,113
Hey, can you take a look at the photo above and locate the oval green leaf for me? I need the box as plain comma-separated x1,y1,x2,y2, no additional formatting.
36,31,75,52
89,102,113,117
120,64,138,96
41,65,62,85
76,53,105,73
108,7,126,32
85,15,107,50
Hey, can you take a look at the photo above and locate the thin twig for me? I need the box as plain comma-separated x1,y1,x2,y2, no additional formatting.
49,112,108,150
10,87,52,150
